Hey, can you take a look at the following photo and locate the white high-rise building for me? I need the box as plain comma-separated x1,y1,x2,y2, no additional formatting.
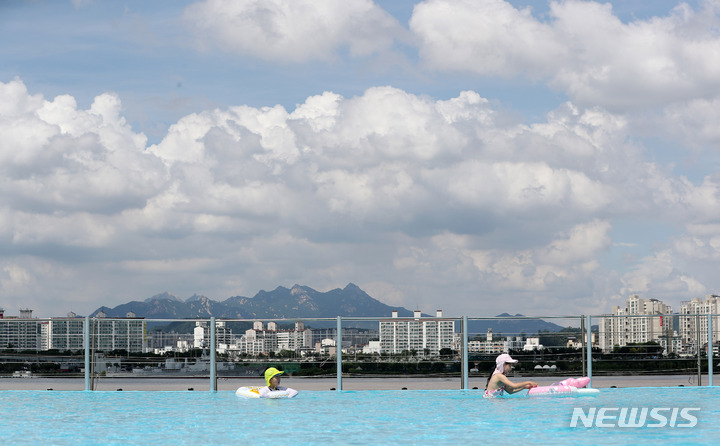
0,310,146,353
193,320,233,349
379,310,455,355
276,322,313,352
92,312,146,352
599,295,674,353
44,312,85,351
679,295,720,355
0,309,40,350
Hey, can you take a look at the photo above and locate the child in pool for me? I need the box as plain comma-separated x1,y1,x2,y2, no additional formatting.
484,353,537,398
259,367,298,398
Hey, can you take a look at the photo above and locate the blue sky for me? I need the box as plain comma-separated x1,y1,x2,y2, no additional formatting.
1,0,720,319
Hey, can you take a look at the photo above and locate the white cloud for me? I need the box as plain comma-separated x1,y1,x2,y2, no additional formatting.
308,86,472,163
147,85,649,230
540,220,612,265
1,265,31,292
290,91,342,133
411,0,720,109
8,0,720,321
621,250,707,299
672,223,720,281
479,221,606,291
0,80,163,218
121,257,218,273
184,0,404,62
3,77,720,316
440,160,612,212
662,96,720,150
411,0,565,77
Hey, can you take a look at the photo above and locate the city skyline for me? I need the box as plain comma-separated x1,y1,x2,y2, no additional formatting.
3,295,718,360
2,1,720,319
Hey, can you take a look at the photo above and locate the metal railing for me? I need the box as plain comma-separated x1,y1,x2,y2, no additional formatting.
0,313,717,391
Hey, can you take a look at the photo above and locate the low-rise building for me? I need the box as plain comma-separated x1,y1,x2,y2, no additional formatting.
566,332,597,350
468,329,505,354
523,337,543,351
235,320,313,355
362,340,381,354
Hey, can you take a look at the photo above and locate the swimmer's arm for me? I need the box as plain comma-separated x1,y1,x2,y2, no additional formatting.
285,387,298,397
275,385,299,397
497,374,537,394
258,386,271,397
258,385,298,398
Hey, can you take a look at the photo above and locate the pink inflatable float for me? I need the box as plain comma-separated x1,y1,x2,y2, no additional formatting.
526,376,598,397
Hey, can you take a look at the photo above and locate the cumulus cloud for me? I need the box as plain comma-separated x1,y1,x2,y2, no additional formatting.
410,0,720,109
146,85,656,230
3,78,720,316
0,79,165,222
539,220,612,265
184,0,405,62
410,0,565,77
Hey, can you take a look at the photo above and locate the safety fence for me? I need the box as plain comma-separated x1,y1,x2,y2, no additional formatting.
0,314,717,391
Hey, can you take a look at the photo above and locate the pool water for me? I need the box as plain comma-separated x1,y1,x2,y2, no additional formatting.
1,387,719,445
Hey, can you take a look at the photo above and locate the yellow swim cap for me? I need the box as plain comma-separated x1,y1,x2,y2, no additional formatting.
264,367,284,387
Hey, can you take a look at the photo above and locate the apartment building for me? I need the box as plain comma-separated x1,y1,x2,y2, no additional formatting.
0,309,146,352
43,312,86,351
0,308,40,350
193,320,233,349
90,311,146,352
678,294,720,355
237,321,313,355
598,295,674,353
379,310,455,355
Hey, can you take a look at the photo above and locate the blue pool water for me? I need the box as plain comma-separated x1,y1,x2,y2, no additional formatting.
1,387,719,445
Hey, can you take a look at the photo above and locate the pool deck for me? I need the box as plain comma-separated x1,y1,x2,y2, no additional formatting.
0,374,714,391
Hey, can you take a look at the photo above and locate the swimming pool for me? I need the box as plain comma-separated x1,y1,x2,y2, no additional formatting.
1,387,718,445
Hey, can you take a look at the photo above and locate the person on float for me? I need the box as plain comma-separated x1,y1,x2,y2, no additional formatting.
484,353,537,398
258,367,298,398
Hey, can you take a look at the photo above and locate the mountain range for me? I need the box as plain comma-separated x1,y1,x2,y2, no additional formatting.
91,283,417,320
91,283,566,333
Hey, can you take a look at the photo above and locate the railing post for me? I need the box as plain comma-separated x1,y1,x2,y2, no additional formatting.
336,316,342,391
461,316,468,389
580,316,586,377
210,317,216,392
709,314,714,387
586,315,592,388
697,313,702,386
84,316,90,391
